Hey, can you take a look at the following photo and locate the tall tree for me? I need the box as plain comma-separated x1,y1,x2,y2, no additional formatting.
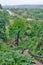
0,4,2,9
9,17,26,45
0,11,9,42
0,18,6,41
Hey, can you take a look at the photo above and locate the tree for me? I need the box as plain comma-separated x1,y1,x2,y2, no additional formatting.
9,17,26,45
0,18,6,41
0,4,2,9
0,11,9,42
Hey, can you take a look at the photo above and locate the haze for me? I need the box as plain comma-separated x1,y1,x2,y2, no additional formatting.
0,0,43,5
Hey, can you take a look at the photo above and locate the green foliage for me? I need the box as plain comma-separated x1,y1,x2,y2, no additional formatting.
0,11,9,41
0,8,43,64
0,42,34,65
11,9,43,20
0,17,6,41
9,15,43,62
9,16,26,38
17,21,43,62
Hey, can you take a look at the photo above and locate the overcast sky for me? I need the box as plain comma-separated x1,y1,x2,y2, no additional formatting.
0,0,43,5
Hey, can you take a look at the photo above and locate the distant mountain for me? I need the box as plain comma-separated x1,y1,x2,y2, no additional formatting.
3,5,43,9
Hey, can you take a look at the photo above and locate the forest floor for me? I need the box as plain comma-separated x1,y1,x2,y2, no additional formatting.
23,49,43,65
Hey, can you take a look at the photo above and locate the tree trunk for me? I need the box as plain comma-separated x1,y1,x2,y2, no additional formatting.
15,31,20,46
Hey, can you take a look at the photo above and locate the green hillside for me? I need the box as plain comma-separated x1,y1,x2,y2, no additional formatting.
0,8,43,65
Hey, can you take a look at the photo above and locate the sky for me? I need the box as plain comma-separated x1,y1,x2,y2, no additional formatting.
0,0,43,5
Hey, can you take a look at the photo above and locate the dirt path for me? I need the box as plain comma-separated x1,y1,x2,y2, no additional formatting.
7,10,14,16
7,10,32,21
34,60,43,65
23,49,43,65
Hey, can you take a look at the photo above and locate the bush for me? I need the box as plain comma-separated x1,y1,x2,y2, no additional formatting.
0,42,34,65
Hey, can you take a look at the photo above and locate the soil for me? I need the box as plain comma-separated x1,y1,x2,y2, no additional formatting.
23,49,43,65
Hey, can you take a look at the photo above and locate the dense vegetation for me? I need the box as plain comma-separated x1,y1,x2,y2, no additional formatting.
0,7,43,65
11,8,43,20
9,17,43,62
0,10,9,41
0,42,34,65
0,9,34,65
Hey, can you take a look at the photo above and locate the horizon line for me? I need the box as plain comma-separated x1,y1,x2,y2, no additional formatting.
2,4,43,6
